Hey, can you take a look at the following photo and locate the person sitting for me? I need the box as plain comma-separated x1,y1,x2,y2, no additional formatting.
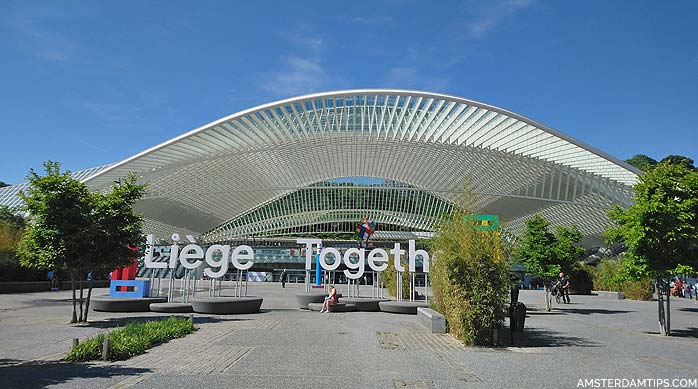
320,285,337,313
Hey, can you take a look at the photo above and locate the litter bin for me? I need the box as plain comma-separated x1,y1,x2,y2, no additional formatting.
509,301,526,346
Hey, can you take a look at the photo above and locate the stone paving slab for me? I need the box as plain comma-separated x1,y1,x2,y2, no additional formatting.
2,284,698,388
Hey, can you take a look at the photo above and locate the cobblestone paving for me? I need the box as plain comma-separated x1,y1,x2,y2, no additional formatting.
377,331,466,351
112,318,282,373
435,352,481,383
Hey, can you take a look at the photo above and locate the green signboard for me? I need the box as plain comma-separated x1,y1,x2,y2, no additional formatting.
464,214,500,231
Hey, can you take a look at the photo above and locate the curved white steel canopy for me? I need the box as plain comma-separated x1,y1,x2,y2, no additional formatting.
9,89,640,246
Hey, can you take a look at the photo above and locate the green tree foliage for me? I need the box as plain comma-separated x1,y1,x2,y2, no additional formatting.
606,162,698,335
625,154,658,171
429,206,510,346
591,258,654,300
514,215,583,278
17,161,146,323
659,155,695,170
0,181,9,188
514,215,584,310
17,162,94,272
0,206,25,267
552,225,584,273
383,259,410,299
514,215,558,278
625,153,696,172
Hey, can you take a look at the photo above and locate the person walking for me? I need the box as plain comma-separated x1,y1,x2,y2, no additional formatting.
280,269,287,288
558,272,571,304
47,270,59,291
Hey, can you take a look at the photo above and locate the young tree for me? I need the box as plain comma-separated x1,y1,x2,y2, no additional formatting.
606,162,698,336
82,174,146,321
17,162,94,322
514,215,583,311
17,161,146,323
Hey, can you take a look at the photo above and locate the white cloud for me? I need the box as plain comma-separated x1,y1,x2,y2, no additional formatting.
285,31,324,53
464,0,534,39
261,55,329,97
385,66,450,91
351,16,395,25
259,29,348,98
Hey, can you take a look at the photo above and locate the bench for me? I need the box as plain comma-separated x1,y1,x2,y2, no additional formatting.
378,301,430,315
417,307,445,333
191,297,263,314
593,291,624,299
91,295,167,312
306,303,357,312
296,292,344,309
337,297,389,312
149,302,193,313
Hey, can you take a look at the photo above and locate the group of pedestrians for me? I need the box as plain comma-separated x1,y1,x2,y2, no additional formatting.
670,277,698,300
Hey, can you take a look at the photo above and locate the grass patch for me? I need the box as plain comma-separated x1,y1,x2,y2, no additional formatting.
65,316,196,362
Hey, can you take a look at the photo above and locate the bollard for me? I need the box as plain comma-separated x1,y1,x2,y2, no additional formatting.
102,337,110,361
72,338,79,347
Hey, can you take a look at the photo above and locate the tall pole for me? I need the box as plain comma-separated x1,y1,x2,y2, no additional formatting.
315,242,322,286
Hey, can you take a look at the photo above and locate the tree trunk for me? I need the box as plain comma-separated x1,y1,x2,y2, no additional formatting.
657,277,666,335
78,270,84,323
70,271,77,324
665,281,671,336
84,274,94,323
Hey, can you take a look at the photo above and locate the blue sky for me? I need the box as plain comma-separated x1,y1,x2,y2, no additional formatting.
1,0,696,184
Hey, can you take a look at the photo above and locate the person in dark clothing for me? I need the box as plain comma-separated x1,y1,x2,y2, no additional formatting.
558,272,570,304
280,269,287,288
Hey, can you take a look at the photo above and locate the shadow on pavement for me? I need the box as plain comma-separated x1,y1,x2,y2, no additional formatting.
521,328,599,347
0,358,150,388
27,298,75,306
525,308,565,315
84,315,248,328
667,328,698,339
555,307,632,315
678,307,698,313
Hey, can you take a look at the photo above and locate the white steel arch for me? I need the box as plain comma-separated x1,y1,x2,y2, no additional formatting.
49,90,638,245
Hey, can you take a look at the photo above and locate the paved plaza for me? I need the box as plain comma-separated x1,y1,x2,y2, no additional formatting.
1,283,697,388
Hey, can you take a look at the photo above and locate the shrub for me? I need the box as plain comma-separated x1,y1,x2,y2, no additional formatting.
592,259,622,292
569,265,594,294
430,208,509,346
620,279,654,300
383,259,410,299
65,316,195,362
590,258,654,300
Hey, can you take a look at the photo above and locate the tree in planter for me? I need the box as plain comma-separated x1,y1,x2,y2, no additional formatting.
430,206,510,346
513,215,584,311
17,161,146,323
606,162,698,336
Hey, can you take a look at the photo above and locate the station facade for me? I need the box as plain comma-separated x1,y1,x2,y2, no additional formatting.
0,89,640,278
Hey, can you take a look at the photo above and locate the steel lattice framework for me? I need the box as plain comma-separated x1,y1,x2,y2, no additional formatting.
1,90,640,246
